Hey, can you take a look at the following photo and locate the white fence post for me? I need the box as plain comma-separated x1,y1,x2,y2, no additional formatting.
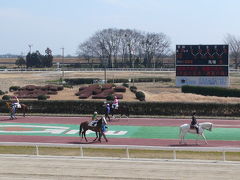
223,151,226,161
173,150,176,160
80,146,83,157
126,146,130,159
35,145,39,156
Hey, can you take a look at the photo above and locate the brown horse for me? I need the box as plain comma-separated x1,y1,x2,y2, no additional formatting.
6,102,28,117
110,104,129,118
79,117,108,142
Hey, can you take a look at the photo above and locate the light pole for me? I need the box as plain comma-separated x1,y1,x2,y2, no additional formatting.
28,44,33,53
61,47,65,82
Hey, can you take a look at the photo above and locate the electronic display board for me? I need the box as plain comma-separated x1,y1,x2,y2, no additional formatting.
176,66,228,76
176,44,229,87
176,45,228,65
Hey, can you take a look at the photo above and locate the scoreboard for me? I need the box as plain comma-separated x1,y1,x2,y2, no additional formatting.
176,45,229,87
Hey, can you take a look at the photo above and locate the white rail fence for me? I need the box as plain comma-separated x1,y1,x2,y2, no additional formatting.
1,68,240,73
0,142,239,161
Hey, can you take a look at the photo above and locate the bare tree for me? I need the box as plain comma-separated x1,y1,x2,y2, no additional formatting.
141,32,170,68
224,34,240,69
77,28,171,68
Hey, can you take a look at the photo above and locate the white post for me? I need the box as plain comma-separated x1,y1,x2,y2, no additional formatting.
80,146,83,157
223,151,226,161
173,150,176,160
36,145,39,156
126,146,130,159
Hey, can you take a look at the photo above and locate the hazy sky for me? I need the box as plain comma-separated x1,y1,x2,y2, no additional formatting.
1,0,240,55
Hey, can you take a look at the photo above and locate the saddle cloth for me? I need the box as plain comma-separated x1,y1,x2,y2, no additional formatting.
88,120,98,127
12,103,21,109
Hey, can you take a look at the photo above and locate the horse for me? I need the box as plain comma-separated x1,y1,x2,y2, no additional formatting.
6,101,28,118
179,122,213,144
79,117,108,142
110,104,129,119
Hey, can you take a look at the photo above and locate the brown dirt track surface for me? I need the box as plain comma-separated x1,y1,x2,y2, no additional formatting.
0,156,239,180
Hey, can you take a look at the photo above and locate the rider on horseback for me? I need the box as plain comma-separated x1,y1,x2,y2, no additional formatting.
11,96,21,113
190,112,199,134
112,96,119,109
89,111,98,126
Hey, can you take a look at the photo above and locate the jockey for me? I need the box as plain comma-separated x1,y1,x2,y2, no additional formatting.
92,111,98,121
190,112,199,134
11,96,21,109
89,111,98,126
112,96,119,109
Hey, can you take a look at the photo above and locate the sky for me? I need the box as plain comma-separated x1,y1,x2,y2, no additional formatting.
1,0,240,56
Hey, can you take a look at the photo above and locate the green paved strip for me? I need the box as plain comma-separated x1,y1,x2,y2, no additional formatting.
0,123,240,141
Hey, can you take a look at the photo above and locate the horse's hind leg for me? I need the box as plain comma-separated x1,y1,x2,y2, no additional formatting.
100,131,108,142
201,133,208,144
179,129,184,144
23,108,26,117
83,131,88,142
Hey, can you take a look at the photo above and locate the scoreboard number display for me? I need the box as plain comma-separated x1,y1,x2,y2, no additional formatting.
176,45,229,87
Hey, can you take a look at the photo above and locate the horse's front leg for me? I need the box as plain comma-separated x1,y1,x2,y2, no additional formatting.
98,132,102,142
93,132,98,141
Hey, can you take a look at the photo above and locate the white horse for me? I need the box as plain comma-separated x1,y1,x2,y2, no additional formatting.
179,122,213,144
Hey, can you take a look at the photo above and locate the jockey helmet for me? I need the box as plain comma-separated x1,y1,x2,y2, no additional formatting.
94,111,97,114
114,96,117,99
107,104,110,106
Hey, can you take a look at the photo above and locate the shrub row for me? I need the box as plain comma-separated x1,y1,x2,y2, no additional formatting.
64,78,100,85
182,85,240,97
1,100,240,117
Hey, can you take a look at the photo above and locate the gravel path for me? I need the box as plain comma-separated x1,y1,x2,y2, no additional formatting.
0,156,239,180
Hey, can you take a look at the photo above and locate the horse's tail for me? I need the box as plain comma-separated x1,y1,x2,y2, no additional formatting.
79,124,83,136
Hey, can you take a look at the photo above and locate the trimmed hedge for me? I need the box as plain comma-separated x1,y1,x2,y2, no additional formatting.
0,90,5,95
135,91,145,101
1,100,240,117
182,85,240,97
64,78,100,85
64,77,172,85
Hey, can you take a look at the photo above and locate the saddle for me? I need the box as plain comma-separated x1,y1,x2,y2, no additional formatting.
190,125,195,129
190,124,199,134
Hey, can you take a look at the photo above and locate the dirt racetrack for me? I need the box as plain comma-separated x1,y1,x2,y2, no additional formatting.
0,156,239,180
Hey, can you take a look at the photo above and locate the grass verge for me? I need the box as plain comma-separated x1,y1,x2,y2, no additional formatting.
0,146,239,161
